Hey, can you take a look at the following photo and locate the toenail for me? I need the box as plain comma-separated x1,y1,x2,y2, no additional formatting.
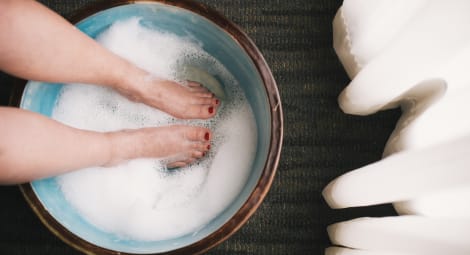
207,144,211,150
208,106,214,114
204,132,210,141
215,99,219,105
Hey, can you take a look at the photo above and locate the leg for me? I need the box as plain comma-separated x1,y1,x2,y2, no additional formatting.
0,0,218,119
0,107,211,184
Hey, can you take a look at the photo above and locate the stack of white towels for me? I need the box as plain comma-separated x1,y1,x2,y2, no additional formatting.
324,1,470,254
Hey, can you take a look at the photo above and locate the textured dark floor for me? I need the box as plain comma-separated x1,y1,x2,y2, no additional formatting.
0,1,400,254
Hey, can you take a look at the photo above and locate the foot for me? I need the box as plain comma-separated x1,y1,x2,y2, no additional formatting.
106,125,212,168
116,70,220,119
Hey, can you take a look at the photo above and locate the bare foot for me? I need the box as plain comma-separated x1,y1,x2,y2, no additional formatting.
116,70,220,119
107,125,211,168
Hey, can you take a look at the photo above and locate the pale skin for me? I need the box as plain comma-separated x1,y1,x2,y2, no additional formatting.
0,0,220,184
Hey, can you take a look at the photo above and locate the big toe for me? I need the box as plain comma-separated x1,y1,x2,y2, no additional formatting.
184,103,218,119
185,127,212,142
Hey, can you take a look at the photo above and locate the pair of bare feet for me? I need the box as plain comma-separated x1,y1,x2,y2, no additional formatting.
108,77,220,169
0,0,221,181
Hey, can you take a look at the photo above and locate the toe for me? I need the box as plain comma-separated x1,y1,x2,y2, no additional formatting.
188,82,217,99
167,161,188,169
202,129,211,141
188,81,212,93
197,92,215,98
191,150,204,159
191,142,210,152
206,105,216,116
188,81,203,88
190,86,212,95
167,154,200,168
185,127,211,142
186,104,217,119
184,157,197,164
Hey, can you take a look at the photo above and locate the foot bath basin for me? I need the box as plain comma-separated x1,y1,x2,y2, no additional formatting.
13,1,282,254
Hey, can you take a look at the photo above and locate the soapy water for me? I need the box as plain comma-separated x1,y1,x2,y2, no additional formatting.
52,18,258,241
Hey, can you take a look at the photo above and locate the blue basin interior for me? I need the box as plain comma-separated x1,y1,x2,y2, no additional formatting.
20,2,271,254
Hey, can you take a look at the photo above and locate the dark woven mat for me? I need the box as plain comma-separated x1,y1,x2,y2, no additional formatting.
0,0,399,254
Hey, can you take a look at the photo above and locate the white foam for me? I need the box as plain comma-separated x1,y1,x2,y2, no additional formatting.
53,18,257,241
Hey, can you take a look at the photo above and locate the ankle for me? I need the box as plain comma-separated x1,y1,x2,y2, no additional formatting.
110,61,148,96
104,130,140,166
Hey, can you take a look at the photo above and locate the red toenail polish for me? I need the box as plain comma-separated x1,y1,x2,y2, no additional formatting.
208,106,214,114
207,144,211,150
205,132,210,141
215,99,219,105
203,152,206,157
